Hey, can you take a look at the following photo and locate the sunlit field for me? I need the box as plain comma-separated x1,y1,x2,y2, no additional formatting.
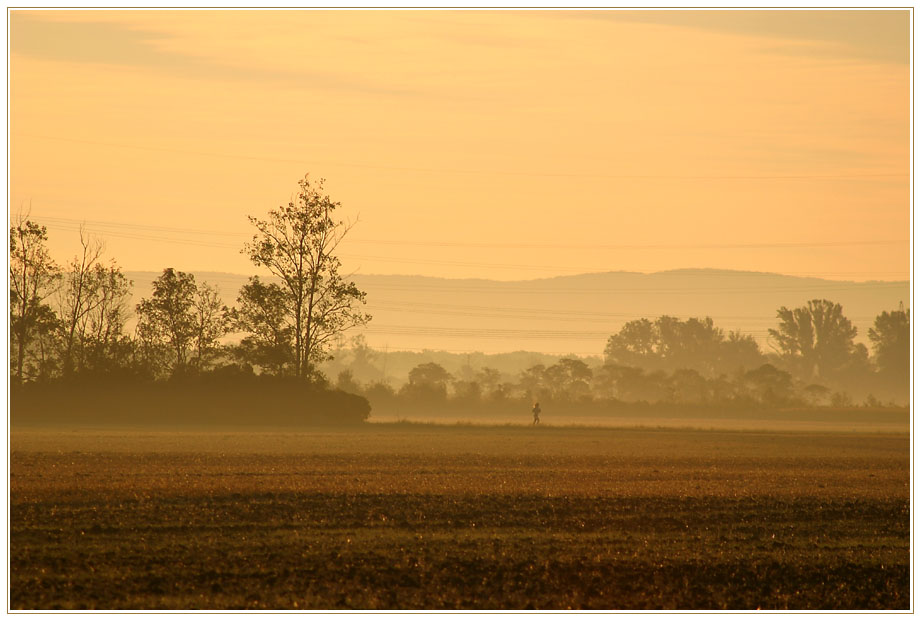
10,422,909,610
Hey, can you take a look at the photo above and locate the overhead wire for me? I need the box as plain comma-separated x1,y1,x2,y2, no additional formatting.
357,325,778,342
357,282,907,295
28,214,909,346
33,213,910,253
365,300,881,324
37,215,911,283
15,132,911,181
17,134,908,352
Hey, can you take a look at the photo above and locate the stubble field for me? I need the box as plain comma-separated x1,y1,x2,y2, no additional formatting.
9,423,910,610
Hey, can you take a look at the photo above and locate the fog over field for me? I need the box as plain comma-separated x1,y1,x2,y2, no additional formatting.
9,7,910,613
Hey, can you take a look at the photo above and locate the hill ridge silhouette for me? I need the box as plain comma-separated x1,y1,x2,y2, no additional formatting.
123,268,909,354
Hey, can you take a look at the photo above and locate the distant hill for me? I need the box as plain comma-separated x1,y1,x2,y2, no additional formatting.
124,269,909,357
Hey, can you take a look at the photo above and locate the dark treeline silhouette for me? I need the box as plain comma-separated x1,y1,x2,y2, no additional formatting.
10,179,909,425
11,367,369,427
10,176,371,427
329,307,909,417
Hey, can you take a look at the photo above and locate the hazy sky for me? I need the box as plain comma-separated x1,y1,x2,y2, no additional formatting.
10,9,910,282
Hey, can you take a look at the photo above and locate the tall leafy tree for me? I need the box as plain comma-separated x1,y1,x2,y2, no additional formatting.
657,316,724,374
10,215,61,382
670,368,709,404
718,330,764,375
401,362,453,401
737,363,795,405
518,364,548,401
243,175,371,380
591,363,622,400
476,367,503,399
603,318,658,368
347,335,381,381
768,299,858,380
136,269,229,376
544,358,593,400
607,365,671,403
868,307,910,384
232,276,294,375
604,316,762,376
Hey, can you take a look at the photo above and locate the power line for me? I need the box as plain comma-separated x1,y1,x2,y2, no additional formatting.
36,213,910,253
349,239,911,251
359,324,778,339
15,132,910,181
345,253,909,275
37,215,248,238
337,336,607,357
41,221,242,250
361,282,907,295
35,214,911,282
17,133,311,166
368,298,880,320
120,270,908,297
365,300,881,324
360,325,614,340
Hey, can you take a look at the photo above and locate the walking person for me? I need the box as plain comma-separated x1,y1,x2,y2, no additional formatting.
532,401,541,425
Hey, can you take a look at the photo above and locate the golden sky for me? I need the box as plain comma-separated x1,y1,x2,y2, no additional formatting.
10,9,910,281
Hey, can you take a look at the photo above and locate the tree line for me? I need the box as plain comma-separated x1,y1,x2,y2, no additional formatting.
331,304,908,413
11,173,909,418
10,176,371,425
10,176,370,386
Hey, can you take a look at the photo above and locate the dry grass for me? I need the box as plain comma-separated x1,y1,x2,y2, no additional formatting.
10,423,910,610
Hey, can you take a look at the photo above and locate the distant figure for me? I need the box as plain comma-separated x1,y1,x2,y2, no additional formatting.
532,401,541,425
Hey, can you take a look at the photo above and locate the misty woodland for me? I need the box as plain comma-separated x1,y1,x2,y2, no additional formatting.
9,175,910,611
9,9,910,611
10,175,909,427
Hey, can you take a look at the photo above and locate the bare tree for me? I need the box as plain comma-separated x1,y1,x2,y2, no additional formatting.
82,261,133,373
191,281,230,369
56,227,105,375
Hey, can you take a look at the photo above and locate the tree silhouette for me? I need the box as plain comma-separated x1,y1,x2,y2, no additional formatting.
518,364,548,401
738,363,795,406
233,276,294,375
407,362,452,388
603,318,658,368
10,215,61,383
868,307,910,387
657,316,724,374
243,175,370,380
670,368,709,404
401,362,453,402
604,316,763,377
768,299,858,380
335,369,363,394
718,330,764,376
544,358,593,400
476,367,503,400
136,269,229,376
346,335,381,381
56,229,133,376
